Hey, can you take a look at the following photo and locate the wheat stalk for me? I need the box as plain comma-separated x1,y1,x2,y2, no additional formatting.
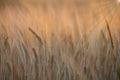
32,48,40,80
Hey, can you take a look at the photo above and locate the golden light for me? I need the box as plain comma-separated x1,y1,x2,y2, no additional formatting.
117,0,120,3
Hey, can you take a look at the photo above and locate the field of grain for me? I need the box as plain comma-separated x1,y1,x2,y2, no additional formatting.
0,0,120,80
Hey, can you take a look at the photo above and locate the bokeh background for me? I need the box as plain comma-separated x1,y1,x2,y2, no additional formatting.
0,0,120,80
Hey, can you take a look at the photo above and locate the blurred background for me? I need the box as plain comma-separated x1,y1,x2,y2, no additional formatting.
0,0,120,80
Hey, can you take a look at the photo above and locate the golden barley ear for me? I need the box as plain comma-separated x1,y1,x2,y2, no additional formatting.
105,19,114,49
29,27,43,45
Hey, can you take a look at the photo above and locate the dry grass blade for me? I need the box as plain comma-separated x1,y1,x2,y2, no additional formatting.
29,28,43,45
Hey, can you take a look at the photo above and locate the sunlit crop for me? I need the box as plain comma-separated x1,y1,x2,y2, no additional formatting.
0,0,120,80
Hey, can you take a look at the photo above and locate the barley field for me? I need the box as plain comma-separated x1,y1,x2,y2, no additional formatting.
0,0,120,80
